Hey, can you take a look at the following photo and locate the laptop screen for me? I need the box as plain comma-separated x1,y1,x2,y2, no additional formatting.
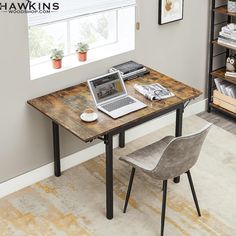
89,72,126,104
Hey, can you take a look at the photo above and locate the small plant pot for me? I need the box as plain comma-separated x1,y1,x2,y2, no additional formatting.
78,52,87,62
228,0,236,13
52,59,62,69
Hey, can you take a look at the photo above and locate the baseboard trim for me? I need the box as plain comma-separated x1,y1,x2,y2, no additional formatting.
0,99,207,198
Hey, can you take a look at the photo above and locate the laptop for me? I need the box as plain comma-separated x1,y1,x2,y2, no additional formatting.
87,71,147,119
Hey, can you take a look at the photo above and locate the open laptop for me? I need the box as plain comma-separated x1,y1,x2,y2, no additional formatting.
87,71,147,119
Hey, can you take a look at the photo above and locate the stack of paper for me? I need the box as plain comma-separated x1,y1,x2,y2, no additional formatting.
109,61,149,81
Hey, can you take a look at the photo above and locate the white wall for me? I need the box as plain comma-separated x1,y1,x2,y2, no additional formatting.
135,0,209,96
0,0,210,183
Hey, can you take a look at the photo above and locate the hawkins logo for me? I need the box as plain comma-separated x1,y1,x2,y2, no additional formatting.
0,0,59,14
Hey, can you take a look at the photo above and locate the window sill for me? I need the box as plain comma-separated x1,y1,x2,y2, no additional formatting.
30,42,134,80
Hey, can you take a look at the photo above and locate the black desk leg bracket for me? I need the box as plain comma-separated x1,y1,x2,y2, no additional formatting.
104,134,113,220
52,121,61,177
174,104,184,183
119,131,125,148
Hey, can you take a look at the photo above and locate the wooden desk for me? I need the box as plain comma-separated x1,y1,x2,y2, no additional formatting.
28,67,201,219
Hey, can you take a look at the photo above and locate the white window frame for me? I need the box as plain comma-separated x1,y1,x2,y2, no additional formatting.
28,6,136,80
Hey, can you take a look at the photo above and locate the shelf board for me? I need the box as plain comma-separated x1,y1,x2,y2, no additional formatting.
211,68,236,84
212,40,236,51
213,6,236,17
210,103,236,119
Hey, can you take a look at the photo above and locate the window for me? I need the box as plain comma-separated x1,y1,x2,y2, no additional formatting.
27,0,136,73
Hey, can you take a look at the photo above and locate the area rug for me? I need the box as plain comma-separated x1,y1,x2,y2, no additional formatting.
0,115,235,236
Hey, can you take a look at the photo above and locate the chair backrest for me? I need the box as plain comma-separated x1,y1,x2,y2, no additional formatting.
150,124,212,180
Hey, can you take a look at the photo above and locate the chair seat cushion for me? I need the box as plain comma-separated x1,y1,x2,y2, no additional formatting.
119,136,175,171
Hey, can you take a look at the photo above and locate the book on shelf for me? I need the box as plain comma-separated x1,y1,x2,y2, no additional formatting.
134,83,175,101
214,78,236,98
221,83,230,95
226,84,236,98
217,39,236,48
218,35,236,47
219,32,236,41
225,71,236,78
214,78,223,93
221,27,236,36
221,23,236,34
218,35,236,43
218,23,236,47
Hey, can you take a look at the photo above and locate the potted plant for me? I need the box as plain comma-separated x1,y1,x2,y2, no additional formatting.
50,49,64,69
228,0,236,13
76,42,89,62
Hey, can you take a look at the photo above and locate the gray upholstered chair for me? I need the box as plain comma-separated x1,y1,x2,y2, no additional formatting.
119,124,212,236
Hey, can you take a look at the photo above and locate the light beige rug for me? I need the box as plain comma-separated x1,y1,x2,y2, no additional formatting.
0,115,236,236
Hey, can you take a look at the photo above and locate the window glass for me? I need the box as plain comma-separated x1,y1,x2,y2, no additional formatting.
28,7,134,66
70,11,117,53
29,22,67,65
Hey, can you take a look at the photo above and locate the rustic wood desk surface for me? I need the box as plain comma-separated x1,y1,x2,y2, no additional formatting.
28,68,201,142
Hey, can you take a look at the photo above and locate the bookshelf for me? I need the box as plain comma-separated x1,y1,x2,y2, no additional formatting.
213,5,236,17
210,103,236,119
211,67,236,84
208,2,236,119
212,40,236,51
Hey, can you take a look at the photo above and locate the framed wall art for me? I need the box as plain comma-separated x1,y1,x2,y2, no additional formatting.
159,0,184,25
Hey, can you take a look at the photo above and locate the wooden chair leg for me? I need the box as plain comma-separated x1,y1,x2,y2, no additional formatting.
186,170,201,216
123,167,136,213
161,180,168,236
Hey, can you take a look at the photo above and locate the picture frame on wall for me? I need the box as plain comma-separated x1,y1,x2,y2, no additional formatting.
159,0,184,25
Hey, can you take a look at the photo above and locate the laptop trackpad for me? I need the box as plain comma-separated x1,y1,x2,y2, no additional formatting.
101,97,136,112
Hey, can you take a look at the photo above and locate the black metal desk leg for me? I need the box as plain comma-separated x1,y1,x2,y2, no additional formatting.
174,104,184,183
119,131,125,148
52,122,61,177
105,134,113,219
175,105,184,137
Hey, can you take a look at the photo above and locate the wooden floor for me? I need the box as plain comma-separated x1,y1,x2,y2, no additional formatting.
197,110,236,135
1,115,236,235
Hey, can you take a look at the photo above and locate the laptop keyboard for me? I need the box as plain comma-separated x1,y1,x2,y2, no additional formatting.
101,97,136,112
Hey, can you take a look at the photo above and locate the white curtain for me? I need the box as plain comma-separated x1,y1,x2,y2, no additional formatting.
28,0,136,26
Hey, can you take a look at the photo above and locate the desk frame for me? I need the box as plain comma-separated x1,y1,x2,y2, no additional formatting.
52,102,184,219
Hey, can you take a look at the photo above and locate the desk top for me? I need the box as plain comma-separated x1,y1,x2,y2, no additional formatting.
28,67,201,142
